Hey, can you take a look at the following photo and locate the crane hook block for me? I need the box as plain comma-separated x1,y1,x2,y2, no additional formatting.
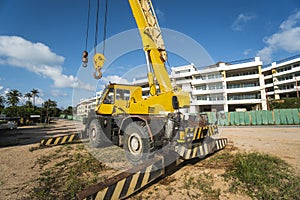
82,51,88,68
93,53,105,79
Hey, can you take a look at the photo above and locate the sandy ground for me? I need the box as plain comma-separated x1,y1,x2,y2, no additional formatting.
0,119,299,199
220,126,300,174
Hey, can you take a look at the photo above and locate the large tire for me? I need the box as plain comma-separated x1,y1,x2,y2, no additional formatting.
124,122,152,164
88,119,109,148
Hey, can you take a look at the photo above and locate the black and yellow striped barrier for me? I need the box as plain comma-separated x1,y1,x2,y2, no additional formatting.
40,133,80,146
76,156,165,200
177,125,218,143
175,138,228,160
76,137,227,200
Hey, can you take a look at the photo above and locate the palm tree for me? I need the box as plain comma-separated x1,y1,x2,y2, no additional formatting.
0,95,5,109
31,88,39,109
24,92,32,107
44,99,57,123
6,89,22,106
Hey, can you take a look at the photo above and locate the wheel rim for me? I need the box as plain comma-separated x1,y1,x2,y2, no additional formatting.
91,129,96,141
128,133,142,155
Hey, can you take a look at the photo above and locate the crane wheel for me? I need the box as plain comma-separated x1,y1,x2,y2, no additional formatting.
124,122,152,164
88,119,109,148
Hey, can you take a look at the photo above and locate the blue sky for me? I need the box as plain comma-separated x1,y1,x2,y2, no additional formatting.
0,0,300,108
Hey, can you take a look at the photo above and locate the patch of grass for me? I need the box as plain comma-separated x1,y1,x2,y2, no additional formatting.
181,171,220,199
224,152,300,199
30,144,109,199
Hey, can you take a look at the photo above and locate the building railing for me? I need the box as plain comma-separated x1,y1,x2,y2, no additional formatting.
134,76,148,81
263,63,272,68
276,54,300,65
227,57,255,65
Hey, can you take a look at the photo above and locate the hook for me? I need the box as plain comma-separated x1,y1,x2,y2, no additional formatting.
93,53,105,79
93,68,103,79
82,51,88,68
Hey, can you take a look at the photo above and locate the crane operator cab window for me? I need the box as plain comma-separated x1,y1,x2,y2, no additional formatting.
116,89,130,101
103,88,114,104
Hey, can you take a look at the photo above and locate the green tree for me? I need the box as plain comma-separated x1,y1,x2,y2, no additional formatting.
0,95,5,109
31,88,39,109
0,95,5,114
6,89,22,106
63,106,74,115
44,99,59,122
24,92,33,107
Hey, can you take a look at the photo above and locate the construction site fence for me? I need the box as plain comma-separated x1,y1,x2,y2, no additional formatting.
59,114,83,121
204,108,300,126
59,108,300,126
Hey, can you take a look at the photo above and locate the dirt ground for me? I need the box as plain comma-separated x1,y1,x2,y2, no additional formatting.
219,126,300,174
0,119,299,199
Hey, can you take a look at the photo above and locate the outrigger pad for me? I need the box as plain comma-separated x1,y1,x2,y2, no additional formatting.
174,138,228,160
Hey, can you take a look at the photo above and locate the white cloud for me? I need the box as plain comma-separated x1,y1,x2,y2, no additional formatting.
102,75,129,85
243,49,252,56
19,96,45,106
0,36,94,91
50,89,68,97
232,13,256,31
155,7,165,19
0,85,3,91
35,97,45,106
3,88,9,95
257,11,300,63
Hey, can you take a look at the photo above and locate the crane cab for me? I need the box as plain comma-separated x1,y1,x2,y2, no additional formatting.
95,83,143,115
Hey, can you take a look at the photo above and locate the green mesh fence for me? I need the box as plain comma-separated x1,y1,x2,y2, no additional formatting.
210,109,299,126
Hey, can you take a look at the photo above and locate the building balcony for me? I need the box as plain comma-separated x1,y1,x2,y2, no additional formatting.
264,74,273,79
191,79,205,85
174,79,192,84
204,78,223,84
194,100,225,105
264,83,274,88
226,86,261,94
227,99,261,104
192,89,225,95
226,74,259,82
266,91,275,96
273,66,300,77
274,78,297,86
172,72,194,78
276,88,298,94
133,78,148,85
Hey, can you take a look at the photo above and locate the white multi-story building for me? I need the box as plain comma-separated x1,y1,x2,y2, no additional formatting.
76,54,300,113
76,92,102,117
262,55,300,100
169,57,266,112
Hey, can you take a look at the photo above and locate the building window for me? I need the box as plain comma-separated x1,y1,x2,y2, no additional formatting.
227,82,258,89
175,69,190,74
293,63,300,68
195,85,206,90
277,75,293,81
208,83,223,90
208,94,224,101
195,75,204,80
207,73,222,79
197,95,208,100
277,65,292,73
227,70,258,77
228,93,259,100
278,84,295,90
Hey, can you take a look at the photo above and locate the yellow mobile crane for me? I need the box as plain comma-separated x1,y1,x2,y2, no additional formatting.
82,0,224,163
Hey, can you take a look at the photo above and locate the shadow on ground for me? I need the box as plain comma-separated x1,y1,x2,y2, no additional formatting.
0,119,79,148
